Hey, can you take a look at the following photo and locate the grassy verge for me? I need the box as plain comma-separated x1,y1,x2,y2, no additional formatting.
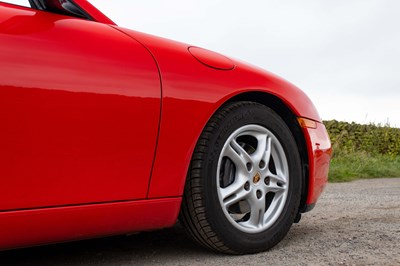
323,120,400,182
328,153,400,182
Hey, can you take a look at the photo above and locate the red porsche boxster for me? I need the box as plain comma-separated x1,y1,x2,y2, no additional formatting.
0,0,332,254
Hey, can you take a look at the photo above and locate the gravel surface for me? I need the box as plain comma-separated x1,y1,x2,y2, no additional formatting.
1,178,399,266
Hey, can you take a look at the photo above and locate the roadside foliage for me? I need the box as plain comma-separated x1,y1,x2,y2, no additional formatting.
323,120,400,181
324,120,400,157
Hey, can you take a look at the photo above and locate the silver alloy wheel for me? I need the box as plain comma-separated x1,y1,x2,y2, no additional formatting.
217,124,289,233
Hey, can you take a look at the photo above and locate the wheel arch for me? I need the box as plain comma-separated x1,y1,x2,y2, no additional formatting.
224,91,309,213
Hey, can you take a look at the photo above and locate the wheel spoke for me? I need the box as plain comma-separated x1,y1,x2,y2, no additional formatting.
266,182,286,194
265,171,287,193
262,193,284,225
222,187,251,208
239,194,265,229
216,124,290,233
227,139,253,167
268,172,287,186
219,174,247,201
262,137,272,167
252,133,270,164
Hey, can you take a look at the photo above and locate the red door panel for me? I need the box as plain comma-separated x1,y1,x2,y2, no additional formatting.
0,5,161,210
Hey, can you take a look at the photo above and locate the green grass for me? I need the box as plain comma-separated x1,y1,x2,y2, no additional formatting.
323,120,400,182
328,152,400,182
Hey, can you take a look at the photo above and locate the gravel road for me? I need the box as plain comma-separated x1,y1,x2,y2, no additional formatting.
1,178,399,266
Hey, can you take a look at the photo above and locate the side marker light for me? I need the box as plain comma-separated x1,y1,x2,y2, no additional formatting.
297,117,318,129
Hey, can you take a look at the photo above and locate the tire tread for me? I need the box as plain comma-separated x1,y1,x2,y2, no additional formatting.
180,102,256,254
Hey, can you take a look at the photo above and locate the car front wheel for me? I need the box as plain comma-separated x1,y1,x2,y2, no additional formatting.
180,101,302,254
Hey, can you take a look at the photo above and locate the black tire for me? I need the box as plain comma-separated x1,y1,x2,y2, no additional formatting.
179,101,302,254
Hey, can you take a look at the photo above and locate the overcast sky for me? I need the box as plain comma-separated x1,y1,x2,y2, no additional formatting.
10,0,400,126
88,0,400,127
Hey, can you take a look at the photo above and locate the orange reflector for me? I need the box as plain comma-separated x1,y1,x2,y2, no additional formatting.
297,117,318,129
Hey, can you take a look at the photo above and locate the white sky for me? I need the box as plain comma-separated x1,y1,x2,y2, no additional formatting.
7,0,400,127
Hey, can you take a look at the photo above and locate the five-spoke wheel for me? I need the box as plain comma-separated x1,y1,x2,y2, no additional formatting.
217,124,289,233
180,101,302,254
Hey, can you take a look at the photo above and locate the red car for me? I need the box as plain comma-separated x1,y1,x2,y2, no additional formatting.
0,0,331,254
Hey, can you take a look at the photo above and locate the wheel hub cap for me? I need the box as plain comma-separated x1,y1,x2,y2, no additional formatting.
253,172,261,184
